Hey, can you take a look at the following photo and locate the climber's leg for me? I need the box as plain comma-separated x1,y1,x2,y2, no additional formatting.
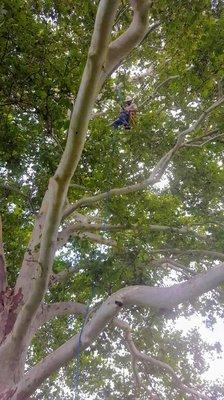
112,112,128,128
111,117,123,128
123,112,131,129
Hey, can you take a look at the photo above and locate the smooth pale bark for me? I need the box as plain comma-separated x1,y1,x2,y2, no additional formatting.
59,221,205,235
55,1,120,184
57,221,207,249
1,0,121,388
0,216,7,292
104,0,152,76
14,0,153,309
2,2,224,399
0,301,86,395
75,232,116,246
13,0,155,327
14,0,121,302
15,192,49,301
57,224,116,249
8,83,224,400
30,302,87,338
1,1,156,392
17,263,224,399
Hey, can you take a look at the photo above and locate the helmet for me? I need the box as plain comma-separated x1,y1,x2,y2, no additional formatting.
125,95,132,102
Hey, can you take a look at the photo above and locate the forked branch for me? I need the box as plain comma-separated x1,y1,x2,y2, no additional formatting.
104,0,153,77
10,0,121,359
31,301,87,337
114,319,210,400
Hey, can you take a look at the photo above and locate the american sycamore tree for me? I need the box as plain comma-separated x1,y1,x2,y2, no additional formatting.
1,0,224,399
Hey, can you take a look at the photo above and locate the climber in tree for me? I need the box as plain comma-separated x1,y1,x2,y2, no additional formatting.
112,96,137,129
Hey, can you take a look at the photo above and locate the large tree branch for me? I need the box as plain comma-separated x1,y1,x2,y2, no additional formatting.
57,224,116,249
114,319,210,400
57,221,208,249
103,0,153,77
151,257,196,278
138,20,161,46
149,248,224,260
75,232,116,246
15,193,48,301
115,320,160,398
62,146,179,217
184,130,224,147
17,263,224,399
60,221,206,236
30,302,87,338
48,268,76,288
8,0,121,360
131,357,158,398
16,0,153,305
0,216,7,292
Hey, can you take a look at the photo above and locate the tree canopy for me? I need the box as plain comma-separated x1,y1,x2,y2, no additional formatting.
1,0,224,399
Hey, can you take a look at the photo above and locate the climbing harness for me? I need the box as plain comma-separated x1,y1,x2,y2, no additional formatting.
129,109,137,127
111,94,138,130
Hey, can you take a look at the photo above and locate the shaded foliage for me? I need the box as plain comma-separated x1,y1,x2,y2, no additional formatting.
1,0,224,398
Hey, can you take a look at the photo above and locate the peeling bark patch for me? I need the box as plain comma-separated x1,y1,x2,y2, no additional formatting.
115,300,123,307
0,388,16,400
38,262,44,276
0,255,6,292
0,287,23,343
0,292,4,313
16,391,27,400
4,312,17,336
11,288,23,311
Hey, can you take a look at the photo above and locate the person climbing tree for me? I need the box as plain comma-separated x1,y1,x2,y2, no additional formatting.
112,96,137,129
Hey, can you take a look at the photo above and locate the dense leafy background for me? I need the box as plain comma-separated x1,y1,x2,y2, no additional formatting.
1,0,224,398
